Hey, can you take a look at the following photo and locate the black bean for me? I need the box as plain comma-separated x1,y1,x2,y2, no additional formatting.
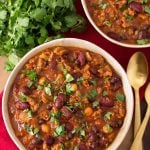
107,32,123,41
20,86,32,95
99,96,114,107
61,106,72,119
129,2,143,12
15,101,30,110
45,136,55,146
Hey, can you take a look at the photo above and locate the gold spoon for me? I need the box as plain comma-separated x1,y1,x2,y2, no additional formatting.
127,52,148,150
130,83,150,150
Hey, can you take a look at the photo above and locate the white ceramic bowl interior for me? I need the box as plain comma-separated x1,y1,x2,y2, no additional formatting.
81,0,150,48
2,38,133,150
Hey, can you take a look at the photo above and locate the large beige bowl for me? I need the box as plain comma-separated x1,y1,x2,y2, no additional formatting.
2,38,133,150
81,0,150,48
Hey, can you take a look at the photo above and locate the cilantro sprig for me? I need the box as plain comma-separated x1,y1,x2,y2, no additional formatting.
0,0,86,71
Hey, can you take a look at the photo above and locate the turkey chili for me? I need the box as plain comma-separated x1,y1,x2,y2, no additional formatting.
8,46,126,150
86,0,150,45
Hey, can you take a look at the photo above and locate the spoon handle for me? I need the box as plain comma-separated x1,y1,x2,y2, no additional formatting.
134,89,142,150
130,106,150,150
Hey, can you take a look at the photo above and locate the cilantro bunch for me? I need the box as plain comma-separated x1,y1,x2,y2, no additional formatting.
0,0,86,71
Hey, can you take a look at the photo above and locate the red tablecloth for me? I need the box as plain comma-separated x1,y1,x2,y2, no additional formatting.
0,1,150,150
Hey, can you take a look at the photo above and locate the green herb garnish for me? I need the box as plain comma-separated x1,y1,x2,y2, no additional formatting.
87,89,98,99
66,73,74,82
116,93,125,102
104,112,112,121
102,90,108,96
44,84,51,96
0,0,86,71
54,125,65,137
22,70,38,82
93,101,99,108
50,111,61,123
137,39,149,45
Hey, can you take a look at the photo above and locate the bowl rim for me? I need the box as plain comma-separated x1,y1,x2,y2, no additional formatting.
81,0,150,48
2,38,133,150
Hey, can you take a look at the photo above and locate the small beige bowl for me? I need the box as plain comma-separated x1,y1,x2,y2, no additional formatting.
2,38,133,150
81,0,150,48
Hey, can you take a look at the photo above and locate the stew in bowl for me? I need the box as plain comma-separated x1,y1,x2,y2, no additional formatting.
2,38,133,150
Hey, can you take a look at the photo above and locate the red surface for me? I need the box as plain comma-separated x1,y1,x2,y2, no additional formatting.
0,1,150,150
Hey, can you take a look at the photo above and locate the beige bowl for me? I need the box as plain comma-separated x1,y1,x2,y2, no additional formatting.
2,38,133,150
81,0,150,48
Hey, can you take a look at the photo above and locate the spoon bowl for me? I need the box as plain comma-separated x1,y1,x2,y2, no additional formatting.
127,52,148,89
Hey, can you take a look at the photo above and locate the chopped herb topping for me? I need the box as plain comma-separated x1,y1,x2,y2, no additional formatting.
77,77,84,84
20,93,28,102
24,124,39,135
93,101,99,108
66,73,74,82
54,125,65,137
44,84,51,96
116,93,125,102
50,111,61,123
102,90,108,96
104,112,112,121
87,89,98,99
22,70,38,82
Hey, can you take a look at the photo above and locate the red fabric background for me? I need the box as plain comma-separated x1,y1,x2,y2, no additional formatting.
0,1,150,150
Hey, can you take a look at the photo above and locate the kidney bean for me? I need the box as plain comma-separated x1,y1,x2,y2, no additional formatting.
76,52,86,66
65,122,73,132
107,32,123,41
79,143,87,150
71,72,82,82
129,2,143,13
20,86,32,95
110,119,123,128
55,93,66,109
46,104,52,110
89,142,98,149
45,136,55,146
15,101,30,110
110,76,122,91
49,59,57,70
38,119,45,125
99,137,108,147
90,67,98,75
61,106,72,119
99,96,114,107
91,125,99,133
141,25,150,30
68,132,73,139
138,30,148,39
89,132,97,142
30,138,43,146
